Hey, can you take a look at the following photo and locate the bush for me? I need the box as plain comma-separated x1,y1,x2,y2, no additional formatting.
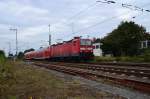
0,51,13,81
94,56,145,63
0,50,6,65
143,49,150,62
0,50,6,75
115,56,144,62
94,56,116,62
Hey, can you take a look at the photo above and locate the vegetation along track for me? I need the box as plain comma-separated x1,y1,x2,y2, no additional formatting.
30,61,150,94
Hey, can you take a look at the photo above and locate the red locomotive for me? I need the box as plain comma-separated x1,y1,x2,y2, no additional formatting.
24,37,93,61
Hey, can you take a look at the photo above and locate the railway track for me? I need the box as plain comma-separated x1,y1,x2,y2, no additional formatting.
31,61,150,94
40,62,150,80
86,62,150,68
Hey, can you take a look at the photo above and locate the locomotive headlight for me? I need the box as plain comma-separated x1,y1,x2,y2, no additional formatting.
80,48,85,50
80,48,93,50
87,48,92,50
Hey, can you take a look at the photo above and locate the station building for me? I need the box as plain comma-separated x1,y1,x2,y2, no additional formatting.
92,38,103,56
140,32,150,49
93,43,103,56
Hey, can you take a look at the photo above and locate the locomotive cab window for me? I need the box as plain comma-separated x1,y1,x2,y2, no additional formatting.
96,45,100,49
80,39,92,46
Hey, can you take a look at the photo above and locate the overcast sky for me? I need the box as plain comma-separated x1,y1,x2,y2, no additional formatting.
0,0,150,55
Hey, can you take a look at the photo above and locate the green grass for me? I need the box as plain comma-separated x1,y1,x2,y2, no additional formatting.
0,61,125,99
93,56,150,63
94,56,116,62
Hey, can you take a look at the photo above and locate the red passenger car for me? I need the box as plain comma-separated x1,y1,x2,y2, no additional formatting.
24,51,35,60
24,37,93,61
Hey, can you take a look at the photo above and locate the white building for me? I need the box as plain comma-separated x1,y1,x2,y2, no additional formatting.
93,43,103,56
141,40,150,49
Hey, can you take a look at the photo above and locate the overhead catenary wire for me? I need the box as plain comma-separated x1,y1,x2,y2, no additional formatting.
50,2,98,44
50,0,150,43
53,2,98,26
50,2,99,44
96,0,116,4
60,2,150,39
60,10,135,39
76,2,150,30
52,1,136,33
97,0,150,13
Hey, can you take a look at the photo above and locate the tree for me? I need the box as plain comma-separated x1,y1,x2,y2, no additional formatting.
0,50,6,73
0,50,6,68
93,38,101,43
8,53,13,58
101,21,146,56
17,52,24,59
0,50,5,58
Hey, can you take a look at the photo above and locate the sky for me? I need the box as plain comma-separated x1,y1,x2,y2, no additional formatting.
0,0,150,55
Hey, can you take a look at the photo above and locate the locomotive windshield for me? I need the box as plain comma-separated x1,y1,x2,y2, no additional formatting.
80,39,92,46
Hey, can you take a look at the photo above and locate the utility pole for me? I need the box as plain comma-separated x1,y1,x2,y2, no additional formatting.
48,24,51,45
9,28,18,56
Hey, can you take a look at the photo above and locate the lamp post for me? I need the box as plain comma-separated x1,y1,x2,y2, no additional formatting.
9,28,18,56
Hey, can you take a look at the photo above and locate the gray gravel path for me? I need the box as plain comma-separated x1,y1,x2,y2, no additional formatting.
44,67,150,99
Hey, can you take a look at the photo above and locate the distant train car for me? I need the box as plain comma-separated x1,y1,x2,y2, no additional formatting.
24,37,94,61
24,51,35,60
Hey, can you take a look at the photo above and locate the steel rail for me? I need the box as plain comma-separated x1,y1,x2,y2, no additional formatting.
33,62,150,94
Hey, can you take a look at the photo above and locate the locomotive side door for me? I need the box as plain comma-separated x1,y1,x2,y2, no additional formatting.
72,39,80,56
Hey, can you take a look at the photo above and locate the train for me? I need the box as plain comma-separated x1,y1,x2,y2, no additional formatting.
24,37,94,61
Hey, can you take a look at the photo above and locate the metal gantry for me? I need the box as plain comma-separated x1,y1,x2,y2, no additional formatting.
9,28,18,56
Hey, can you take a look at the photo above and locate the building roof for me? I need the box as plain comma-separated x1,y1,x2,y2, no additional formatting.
93,38,101,43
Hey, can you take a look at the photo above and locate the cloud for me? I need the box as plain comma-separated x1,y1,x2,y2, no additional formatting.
0,1,49,17
116,8,139,20
0,1,51,26
0,0,150,54
15,4,49,19
21,25,47,37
